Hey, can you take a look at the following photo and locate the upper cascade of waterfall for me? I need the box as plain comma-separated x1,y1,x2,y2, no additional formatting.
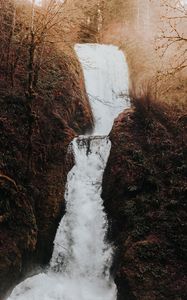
75,44,129,135
7,44,130,300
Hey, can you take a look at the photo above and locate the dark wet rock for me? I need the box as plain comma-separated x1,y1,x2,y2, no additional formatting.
102,106,187,300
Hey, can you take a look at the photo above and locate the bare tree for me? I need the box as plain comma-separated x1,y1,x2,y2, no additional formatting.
0,1,16,72
0,1,30,87
0,0,67,173
0,0,65,93
27,0,65,96
157,0,187,74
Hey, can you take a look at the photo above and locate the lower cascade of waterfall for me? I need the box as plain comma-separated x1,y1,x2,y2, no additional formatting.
7,44,130,300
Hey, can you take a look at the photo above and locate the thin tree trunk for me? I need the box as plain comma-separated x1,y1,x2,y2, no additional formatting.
33,36,46,88
28,33,36,96
28,0,36,97
6,1,16,76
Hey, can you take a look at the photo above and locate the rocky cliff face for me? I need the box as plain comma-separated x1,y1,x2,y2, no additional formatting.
0,46,93,299
102,103,187,300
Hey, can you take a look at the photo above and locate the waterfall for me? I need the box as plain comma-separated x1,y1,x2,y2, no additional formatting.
7,44,130,300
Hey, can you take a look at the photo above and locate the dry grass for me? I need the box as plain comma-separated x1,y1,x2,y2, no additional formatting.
130,83,187,139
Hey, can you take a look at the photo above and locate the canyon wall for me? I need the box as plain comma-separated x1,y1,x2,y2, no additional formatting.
0,45,93,298
102,104,187,300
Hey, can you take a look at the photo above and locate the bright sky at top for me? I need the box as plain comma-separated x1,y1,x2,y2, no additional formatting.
34,0,187,7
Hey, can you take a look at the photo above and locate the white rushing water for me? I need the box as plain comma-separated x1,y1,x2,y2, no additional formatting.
7,44,129,300
75,44,129,134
